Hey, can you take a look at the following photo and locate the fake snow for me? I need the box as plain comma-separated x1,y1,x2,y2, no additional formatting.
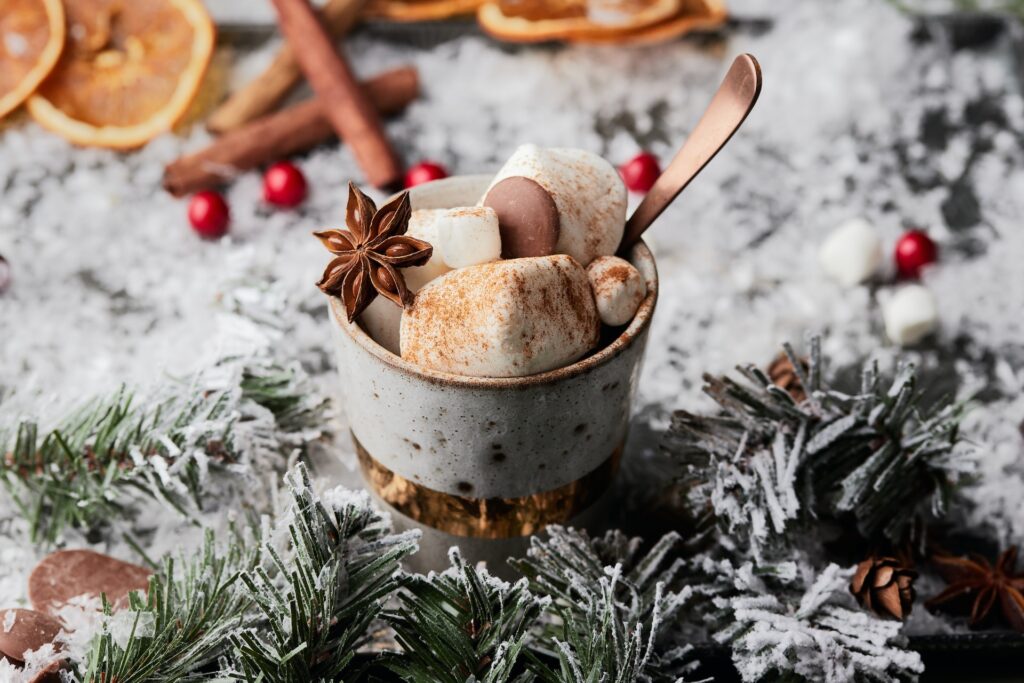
0,0,1022,675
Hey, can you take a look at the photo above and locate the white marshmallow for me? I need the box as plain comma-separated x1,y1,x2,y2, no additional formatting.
435,206,502,269
359,296,402,355
401,255,600,378
404,209,452,292
883,284,939,345
485,144,626,266
819,218,883,287
586,255,646,326
358,209,451,353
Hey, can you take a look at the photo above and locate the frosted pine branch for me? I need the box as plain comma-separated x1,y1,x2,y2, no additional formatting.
230,463,418,682
386,547,546,683
666,337,973,559
77,527,258,682
690,555,923,683
0,357,327,543
513,527,697,682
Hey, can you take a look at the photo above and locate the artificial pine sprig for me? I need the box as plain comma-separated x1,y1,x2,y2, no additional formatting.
687,554,924,683
666,337,972,559
0,358,326,543
79,527,257,683
386,547,547,683
229,464,418,683
512,527,694,683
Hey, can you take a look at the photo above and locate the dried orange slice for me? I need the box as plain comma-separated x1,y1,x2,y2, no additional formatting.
364,0,484,22
570,0,727,45
27,0,215,149
0,0,65,120
477,0,680,43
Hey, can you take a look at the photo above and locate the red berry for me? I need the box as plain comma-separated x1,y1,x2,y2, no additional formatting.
263,161,308,208
404,161,448,188
894,229,938,279
188,190,230,239
620,152,661,193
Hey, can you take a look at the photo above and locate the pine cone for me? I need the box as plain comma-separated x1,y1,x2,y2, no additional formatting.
767,354,809,402
850,556,917,620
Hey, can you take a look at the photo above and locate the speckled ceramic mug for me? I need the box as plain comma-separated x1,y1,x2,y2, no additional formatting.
330,175,658,573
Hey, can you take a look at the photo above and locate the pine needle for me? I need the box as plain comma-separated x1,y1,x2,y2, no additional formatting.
386,547,546,683
0,359,326,543
666,337,973,558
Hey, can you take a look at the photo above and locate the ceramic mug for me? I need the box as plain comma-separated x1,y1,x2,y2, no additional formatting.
330,175,658,573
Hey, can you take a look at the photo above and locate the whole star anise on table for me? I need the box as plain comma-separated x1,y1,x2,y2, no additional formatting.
314,182,432,322
925,546,1024,632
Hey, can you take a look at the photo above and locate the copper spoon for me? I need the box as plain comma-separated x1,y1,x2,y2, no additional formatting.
619,54,763,253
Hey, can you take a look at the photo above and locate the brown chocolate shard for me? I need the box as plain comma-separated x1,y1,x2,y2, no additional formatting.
483,176,560,259
28,550,152,617
0,608,62,664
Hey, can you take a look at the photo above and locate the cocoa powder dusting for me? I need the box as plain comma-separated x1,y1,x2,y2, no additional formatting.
400,255,599,377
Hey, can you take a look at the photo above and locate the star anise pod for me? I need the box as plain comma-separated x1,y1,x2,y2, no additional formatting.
925,547,1024,632
314,183,432,322
767,353,809,402
850,555,917,620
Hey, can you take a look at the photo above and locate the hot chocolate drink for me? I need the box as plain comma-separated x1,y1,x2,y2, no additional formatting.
317,144,644,377
317,151,656,573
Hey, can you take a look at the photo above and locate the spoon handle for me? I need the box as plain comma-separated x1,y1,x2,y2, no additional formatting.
619,54,763,253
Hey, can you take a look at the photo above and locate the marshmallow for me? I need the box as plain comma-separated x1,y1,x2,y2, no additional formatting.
403,209,452,292
358,209,450,353
586,256,646,326
359,295,402,355
883,284,938,345
435,206,502,268
819,218,882,287
401,255,600,377
483,144,626,266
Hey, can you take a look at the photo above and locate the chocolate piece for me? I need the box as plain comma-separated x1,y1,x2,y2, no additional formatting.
483,176,560,259
29,663,63,683
29,550,152,617
0,609,61,664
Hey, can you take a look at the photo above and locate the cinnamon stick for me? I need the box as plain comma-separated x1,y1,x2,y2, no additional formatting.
270,0,402,189
163,66,418,197
207,0,367,134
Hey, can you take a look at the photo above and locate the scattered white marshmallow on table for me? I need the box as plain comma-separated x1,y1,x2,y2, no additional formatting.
586,255,647,326
819,217,883,287
882,284,939,345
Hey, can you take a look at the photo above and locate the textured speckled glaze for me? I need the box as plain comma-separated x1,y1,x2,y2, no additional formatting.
330,175,657,563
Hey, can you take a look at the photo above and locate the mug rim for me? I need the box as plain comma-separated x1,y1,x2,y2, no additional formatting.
330,176,658,390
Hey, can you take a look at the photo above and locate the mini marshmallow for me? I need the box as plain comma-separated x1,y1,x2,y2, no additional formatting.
483,144,626,266
403,209,452,292
401,255,600,378
882,284,938,345
586,255,646,326
819,218,882,287
435,206,502,269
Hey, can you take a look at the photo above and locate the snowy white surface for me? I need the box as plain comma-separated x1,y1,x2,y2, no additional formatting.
0,0,1023,648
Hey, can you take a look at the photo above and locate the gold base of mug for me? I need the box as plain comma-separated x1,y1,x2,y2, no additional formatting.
354,433,622,539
